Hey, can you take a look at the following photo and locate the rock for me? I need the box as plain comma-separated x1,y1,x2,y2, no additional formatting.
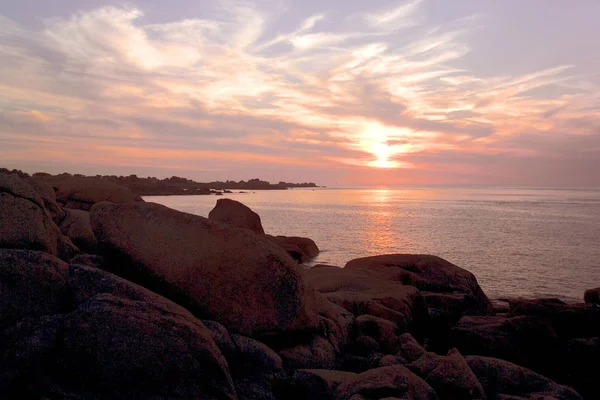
69,253,104,269
378,355,407,367
585,288,600,304
408,349,485,400
466,356,582,400
0,249,69,324
449,315,559,375
335,365,439,400
306,266,428,340
231,334,284,376
204,320,237,363
265,235,320,263
59,209,97,253
396,333,426,363
505,297,600,339
134,195,145,202
345,254,492,316
0,173,77,260
90,201,347,342
353,336,381,357
26,177,66,224
279,336,338,370
0,249,237,399
61,294,236,399
289,369,357,400
356,315,401,354
565,337,600,400
208,198,265,234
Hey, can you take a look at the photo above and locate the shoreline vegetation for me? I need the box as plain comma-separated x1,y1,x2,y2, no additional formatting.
0,167,318,197
1,168,599,399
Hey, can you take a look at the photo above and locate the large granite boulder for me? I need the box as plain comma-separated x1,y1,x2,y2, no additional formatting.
345,254,492,317
59,209,97,253
38,176,134,210
334,365,439,400
90,201,347,343
306,266,429,340
0,173,77,260
208,198,265,234
466,356,582,400
0,249,236,400
407,349,485,400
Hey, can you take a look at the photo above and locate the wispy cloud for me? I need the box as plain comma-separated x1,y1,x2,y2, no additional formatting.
0,0,599,185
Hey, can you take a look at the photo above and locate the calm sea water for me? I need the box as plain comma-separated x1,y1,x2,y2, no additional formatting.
146,187,600,302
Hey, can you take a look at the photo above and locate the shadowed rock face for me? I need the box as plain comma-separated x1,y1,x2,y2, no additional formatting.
90,201,345,341
306,266,429,340
209,198,265,234
59,209,97,253
0,173,77,260
0,249,236,400
334,365,439,400
345,254,493,317
466,356,582,400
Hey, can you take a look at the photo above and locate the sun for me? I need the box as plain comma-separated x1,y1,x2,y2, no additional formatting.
370,143,396,168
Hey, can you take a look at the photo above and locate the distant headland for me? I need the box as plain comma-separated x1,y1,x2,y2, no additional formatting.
0,167,318,196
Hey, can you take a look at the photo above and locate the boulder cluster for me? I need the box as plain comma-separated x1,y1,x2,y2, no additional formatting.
1,171,599,399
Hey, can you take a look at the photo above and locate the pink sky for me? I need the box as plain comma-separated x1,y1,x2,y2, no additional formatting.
1,0,599,186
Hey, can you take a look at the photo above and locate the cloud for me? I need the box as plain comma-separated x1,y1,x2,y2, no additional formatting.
0,1,599,185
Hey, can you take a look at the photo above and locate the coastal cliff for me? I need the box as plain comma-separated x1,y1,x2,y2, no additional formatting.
1,171,598,399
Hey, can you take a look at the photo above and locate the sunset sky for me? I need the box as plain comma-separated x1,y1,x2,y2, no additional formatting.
1,0,599,186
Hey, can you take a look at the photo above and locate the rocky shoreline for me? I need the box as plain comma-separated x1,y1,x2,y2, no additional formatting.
1,171,599,400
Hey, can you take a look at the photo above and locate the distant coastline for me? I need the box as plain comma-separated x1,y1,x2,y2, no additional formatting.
0,167,318,196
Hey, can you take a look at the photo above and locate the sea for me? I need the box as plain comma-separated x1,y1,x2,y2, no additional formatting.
146,187,600,302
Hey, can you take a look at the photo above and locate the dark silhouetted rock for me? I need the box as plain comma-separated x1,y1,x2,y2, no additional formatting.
356,315,401,354
584,287,599,304
0,249,237,400
377,355,407,367
59,209,97,253
306,266,428,340
408,349,485,400
36,176,134,210
466,356,582,400
0,173,77,260
69,254,103,269
449,315,558,374
289,369,357,400
396,333,426,363
335,365,439,400
90,201,348,344
0,250,69,323
279,336,338,370
208,198,265,234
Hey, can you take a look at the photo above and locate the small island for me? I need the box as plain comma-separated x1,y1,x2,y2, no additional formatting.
0,168,318,196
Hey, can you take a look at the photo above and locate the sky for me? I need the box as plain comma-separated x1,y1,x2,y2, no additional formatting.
1,0,599,186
